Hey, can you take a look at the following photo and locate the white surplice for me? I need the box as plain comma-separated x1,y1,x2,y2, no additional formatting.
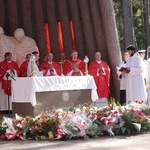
117,61,127,90
146,58,150,103
125,53,147,102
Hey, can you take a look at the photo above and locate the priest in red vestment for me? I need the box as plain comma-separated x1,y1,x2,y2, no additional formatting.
63,50,85,76
19,54,31,77
0,52,19,112
39,53,61,76
89,52,110,101
0,52,20,95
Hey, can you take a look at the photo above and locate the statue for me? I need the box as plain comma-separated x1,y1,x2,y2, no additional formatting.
11,28,39,66
0,26,16,62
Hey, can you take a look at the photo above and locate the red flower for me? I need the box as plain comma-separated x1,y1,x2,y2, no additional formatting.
92,113,97,120
140,101,144,104
137,115,143,119
131,108,135,113
119,109,122,113
12,119,14,124
0,135,5,139
85,110,89,115
138,111,143,116
97,110,103,115
101,117,109,125
108,111,113,115
114,111,118,114
97,115,102,119
25,117,29,121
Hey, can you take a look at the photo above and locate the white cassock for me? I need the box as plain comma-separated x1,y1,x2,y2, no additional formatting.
117,61,127,90
146,58,150,103
125,53,147,102
142,59,148,80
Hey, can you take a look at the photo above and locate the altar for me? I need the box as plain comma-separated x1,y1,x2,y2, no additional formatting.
12,76,98,116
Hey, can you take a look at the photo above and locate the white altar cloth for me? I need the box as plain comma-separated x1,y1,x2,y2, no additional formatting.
12,76,98,106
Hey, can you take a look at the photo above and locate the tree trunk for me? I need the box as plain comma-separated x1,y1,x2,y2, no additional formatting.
143,0,150,49
123,0,135,49
99,0,122,101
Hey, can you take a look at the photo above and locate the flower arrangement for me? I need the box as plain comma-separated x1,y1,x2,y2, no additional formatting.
1,100,150,140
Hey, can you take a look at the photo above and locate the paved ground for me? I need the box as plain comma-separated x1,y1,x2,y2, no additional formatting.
1,133,150,150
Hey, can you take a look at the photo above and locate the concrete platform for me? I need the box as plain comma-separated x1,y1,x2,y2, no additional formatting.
1,133,150,150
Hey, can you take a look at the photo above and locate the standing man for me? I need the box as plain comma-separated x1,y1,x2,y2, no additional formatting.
125,45,147,102
27,51,43,77
63,50,85,76
59,52,67,63
0,52,19,112
146,56,150,104
117,52,129,105
138,49,147,82
20,54,31,77
89,52,110,107
58,52,67,75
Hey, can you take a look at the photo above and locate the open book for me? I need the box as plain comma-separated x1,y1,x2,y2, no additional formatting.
119,67,127,72
116,66,126,71
116,66,130,73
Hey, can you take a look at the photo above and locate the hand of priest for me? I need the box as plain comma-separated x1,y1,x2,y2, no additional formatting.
125,67,130,73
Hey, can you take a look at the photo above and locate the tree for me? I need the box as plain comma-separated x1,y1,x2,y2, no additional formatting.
113,0,149,51
123,0,134,49
99,0,122,101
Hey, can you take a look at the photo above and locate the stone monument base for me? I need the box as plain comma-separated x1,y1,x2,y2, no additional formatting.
12,89,93,117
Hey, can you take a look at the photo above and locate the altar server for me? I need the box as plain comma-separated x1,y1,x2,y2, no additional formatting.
125,45,147,102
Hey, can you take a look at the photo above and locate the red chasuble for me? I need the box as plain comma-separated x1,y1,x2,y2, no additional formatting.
89,60,110,98
63,58,85,75
39,61,61,76
0,60,20,95
20,61,28,77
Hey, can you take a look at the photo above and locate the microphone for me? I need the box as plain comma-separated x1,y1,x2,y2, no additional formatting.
0,65,16,81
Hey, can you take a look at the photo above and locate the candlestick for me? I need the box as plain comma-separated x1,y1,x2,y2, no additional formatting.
30,54,36,77
59,60,64,76
83,56,89,76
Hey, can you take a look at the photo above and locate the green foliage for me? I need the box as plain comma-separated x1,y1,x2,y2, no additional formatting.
26,115,60,140
107,97,121,108
113,0,124,52
143,107,150,116
0,120,6,139
132,0,146,49
115,108,150,135
1,102,150,140
113,0,148,52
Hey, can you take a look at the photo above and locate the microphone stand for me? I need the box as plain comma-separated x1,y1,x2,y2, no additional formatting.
0,65,16,114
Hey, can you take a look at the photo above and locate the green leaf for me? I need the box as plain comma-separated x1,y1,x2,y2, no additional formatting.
121,127,126,134
126,128,131,135
131,123,141,133
115,128,120,134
